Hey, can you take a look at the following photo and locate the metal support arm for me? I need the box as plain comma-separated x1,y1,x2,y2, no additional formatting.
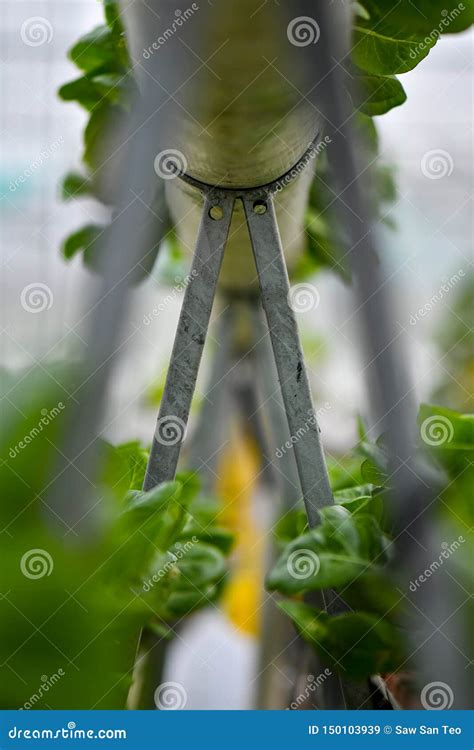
143,144,333,527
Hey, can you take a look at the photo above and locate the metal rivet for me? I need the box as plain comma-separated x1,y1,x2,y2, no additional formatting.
209,205,224,221
253,200,267,215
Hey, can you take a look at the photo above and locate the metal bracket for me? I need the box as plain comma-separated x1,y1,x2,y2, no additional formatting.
143,138,333,526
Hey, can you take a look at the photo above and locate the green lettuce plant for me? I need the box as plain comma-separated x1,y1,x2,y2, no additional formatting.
0,368,232,708
266,404,473,682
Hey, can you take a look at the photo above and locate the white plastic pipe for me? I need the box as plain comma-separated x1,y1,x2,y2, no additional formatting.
120,0,349,289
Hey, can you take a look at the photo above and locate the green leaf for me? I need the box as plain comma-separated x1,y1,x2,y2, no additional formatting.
179,526,234,555
103,0,123,31
266,507,390,594
341,570,404,619
352,23,434,75
419,404,473,448
62,224,105,260
59,73,134,112
122,482,182,528
304,208,350,282
69,25,129,75
83,101,127,178
351,1,474,76
273,509,308,548
326,455,365,491
360,1,474,36
151,542,227,617
172,542,226,589
166,582,221,617
418,403,474,476
278,600,406,680
334,483,387,527
59,77,103,111
61,172,94,201
357,438,390,484
351,74,407,116
99,440,148,499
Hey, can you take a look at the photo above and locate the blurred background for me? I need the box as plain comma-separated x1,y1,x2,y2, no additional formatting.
1,0,472,708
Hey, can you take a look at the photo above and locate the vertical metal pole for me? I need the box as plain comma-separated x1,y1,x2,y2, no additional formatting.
242,194,333,526
143,192,234,490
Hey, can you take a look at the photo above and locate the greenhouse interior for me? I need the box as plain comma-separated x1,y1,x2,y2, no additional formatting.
0,0,473,733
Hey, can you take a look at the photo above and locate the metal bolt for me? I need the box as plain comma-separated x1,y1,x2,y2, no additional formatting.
253,200,267,215
209,205,224,221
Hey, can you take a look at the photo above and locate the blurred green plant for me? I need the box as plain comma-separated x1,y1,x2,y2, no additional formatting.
0,368,232,709
430,273,474,413
266,404,473,682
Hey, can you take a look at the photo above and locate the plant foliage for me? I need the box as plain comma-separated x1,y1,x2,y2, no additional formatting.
266,405,473,682
0,367,232,708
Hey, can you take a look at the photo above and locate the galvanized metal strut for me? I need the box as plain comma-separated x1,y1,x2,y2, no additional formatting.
143,138,333,526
